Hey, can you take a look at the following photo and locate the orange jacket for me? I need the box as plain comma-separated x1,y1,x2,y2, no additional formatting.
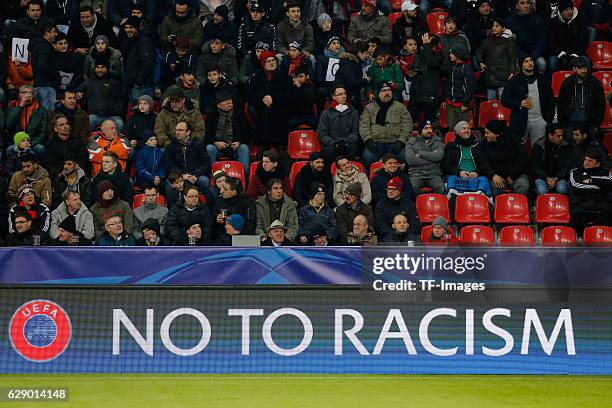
87,132,130,176
6,57,34,89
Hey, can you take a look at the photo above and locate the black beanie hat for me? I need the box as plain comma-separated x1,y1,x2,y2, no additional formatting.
484,119,506,136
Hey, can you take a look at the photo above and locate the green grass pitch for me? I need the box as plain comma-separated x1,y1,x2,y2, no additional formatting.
0,375,611,407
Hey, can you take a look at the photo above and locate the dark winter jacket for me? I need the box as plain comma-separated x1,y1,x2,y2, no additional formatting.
445,61,476,106
557,74,606,128
91,169,133,205
347,11,392,46
501,73,554,138
317,106,360,148
505,11,546,59
204,107,251,145
122,32,155,88
203,20,238,48
45,0,80,26
409,43,443,104
374,195,419,240
569,166,612,209
547,9,590,57
196,41,239,84
293,165,334,208
334,54,368,109
474,133,529,180
97,231,137,246
165,202,213,245
66,13,118,49
43,133,90,178
136,146,166,187
164,138,211,179
124,110,157,143
566,136,611,171
159,11,203,52
275,17,315,54
30,37,60,89
8,200,51,234
476,34,516,88
531,137,572,180
76,75,124,116
335,200,374,244
55,51,84,90
297,202,337,241
212,193,257,236
442,133,482,176
237,16,276,55
5,228,49,247
52,167,93,209
5,103,48,146
391,13,427,54
246,164,291,200
464,12,496,54
371,170,416,205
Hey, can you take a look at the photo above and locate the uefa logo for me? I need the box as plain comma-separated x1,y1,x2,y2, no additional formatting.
9,299,72,362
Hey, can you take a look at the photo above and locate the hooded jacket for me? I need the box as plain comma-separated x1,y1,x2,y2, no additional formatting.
439,31,471,73
548,7,590,57
255,193,298,240
154,98,206,147
196,41,239,84
8,166,52,208
53,167,93,209
557,74,606,128
366,59,405,101
49,201,95,240
446,54,476,106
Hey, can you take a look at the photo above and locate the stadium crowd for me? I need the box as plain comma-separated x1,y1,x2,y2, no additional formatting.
0,0,611,247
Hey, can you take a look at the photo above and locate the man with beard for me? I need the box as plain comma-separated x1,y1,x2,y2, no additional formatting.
44,115,90,179
293,152,333,208
8,184,51,235
52,155,93,209
501,56,553,147
133,186,168,240
405,119,445,194
531,124,572,196
8,153,52,207
159,0,203,53
247,150,290,200
255,178,298,241
89,180,133,240
6,211,49,246
360,81,413,168
49,190,95,241
91,152,133,205
48,90,90,141
213,177,256,239
154,87,205,147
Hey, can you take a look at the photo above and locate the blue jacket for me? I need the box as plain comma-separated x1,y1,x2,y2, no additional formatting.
297,203,337,241
505,11,546,59
136,145,166,186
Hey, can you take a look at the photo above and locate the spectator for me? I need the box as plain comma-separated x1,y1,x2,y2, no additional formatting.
237,2,276,56
506,0,547,73
48,90,90,141
360,81,413,168
346,214,378,245
367,47,404,101
87,119,130,176
531,124,571,196
297,182,337,244
159,0,203,53
371,153,415,206
106,0,155,27
335,182,375,243
383,213,419,243
464,0,496,57
406,33,443,124
443,44,476,131
12,0,54,39
557,56,606,132
160,37,198,91
476,17,516,100
5,211,49,246
442,121,492,198
77,57,124,131
209,170,228,209
422,215,459,245
6,85,47,156
91,151,133,204
67,6,118,53
7,153,52,207
49,190,95,241
5,132,41,176
439,17,471,73
287,66,318,131
5,52,34,103
334,42,369,112
203,5,238,48
276,2,314,55
43,115,89,179
136,218,167,246
163,66,201,109
166,185,213,245
374,176,419,240
547,0,590,72
200,65,241,116
391,1,426,54
317,85,360,163
51,216,93,246
310,226,331,246
121,16,155,102
166,172,186,209
501,56,553,147
313,13,343,56
154,87,205,148
476,120,530,195
97,215,137,246
53,32,84,91
83,34,122,80
196,35,239,85
405,119,445,194
315,36,346,100
89,180,133,240
347,0,392,46
293,152,333,208
238,41,271,86
396,37,418,103
52,156,93,209
333,156,372,206
133,186,168,240
135,131,166,189
263,219,294,246
125,95,157,147
212,177,257,237
567,126,611,171
214,213,246,246
247,150,290,200
7,183,51,234
248,50,292,149
164,120,212,197
569,148,612,234
255,178,298,240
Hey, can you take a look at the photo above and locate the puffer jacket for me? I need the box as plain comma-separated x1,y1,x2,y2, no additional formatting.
196,41,239,84
136,145,166,187
159,11,204,52
7,166,52,208
359,100,412,144
154,99,206,147
476,34,517,88
317,106,360,148
275,17,315,54
405,134,445,178
347,11,392,46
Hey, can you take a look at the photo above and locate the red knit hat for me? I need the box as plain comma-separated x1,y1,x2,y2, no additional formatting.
259,50,276,68
386,176,403,192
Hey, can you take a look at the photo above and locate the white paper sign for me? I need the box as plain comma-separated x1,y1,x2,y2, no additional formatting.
12,38,29,63
325,57,340,82
59,71,74,90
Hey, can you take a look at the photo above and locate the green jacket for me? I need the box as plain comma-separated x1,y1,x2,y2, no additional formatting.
255,194,298,241
359,100,413,144
6,104,48,146
159,14,204,53
367,61,404,101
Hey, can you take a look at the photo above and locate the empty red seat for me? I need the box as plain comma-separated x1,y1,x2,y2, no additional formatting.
426,11,448,36
248,161,260,186
583,226,612,246
478,100,511,128
494,194,530,224
331,161,364,176
499,225,535,247
603,133,612,156
211,161,245,187
587,41,612,70
287,130,320,159
369,161,384,181
416,194,450,224
444,131,456,144
459,225,495,246
289,160,308,190
593,71,612,93
535,194,570,224
455,193,491,224
541,226,577,247
551,71,573,98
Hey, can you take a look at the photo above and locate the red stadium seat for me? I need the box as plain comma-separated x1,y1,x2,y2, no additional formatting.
248,161,260,186
587,41,612,70
455,193,491,224
439,103,474,129
583,226,612,246
289,160,308,190
499,225,535,247
211,161,245,187
421,225,456,245
459,225,495,246
426,11,448,36
551,71,573,98
444,131,456,144
369,161,384,181
478,100,511,128
541,226,577,247
132,193,166,209
593,71,612,93
603,133,612,156
389,12,403,27
287,130,320,159
416,194,450,224
331,161,364,176
494,194,530,224
535,194,570,224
